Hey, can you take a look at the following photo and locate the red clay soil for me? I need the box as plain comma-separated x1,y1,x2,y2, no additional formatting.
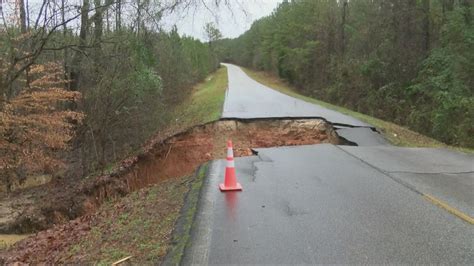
0,177,189,264
0,215,94,264
129,119,338,188
0,118,340,264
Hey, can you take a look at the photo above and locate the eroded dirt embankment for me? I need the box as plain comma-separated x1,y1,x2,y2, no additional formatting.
0,118,341,234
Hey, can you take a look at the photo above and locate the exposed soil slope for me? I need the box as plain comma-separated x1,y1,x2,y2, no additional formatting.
0,118,339,235
1,177,189,264
0,117,340,264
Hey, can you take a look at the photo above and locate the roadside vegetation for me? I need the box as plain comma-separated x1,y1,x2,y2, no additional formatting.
218,1,473,149
0,0,224,193
0,66,228,263
0,0,230,258
1,0,472,263
171,66,228,131
0,176,190,264
85,66,228,264
242,67,472,153
64,176,190,264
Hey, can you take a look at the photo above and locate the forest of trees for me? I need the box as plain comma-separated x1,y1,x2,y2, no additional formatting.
1,0,472,192
0,0,221,191
219,0,473,148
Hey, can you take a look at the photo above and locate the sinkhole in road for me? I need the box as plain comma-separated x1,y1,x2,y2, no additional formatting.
1,118,346,234
125,118,343,188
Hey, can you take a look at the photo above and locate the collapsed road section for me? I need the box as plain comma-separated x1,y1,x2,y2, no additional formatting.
0,117,346,234
180,145,474,264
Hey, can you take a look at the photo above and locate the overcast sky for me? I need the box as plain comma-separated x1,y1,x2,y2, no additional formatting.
162,0,283,40
0,0,282,40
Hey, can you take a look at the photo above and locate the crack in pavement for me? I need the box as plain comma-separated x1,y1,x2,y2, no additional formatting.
334,145,426,195
387,170,474,175
182,64,474,264
221,116,376,131
249,149,272,182
333,145,474,223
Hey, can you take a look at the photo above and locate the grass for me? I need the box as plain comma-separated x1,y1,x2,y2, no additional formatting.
54,69,228,264
164,164,208,265
61,177,190,264
242,67,472,153
59,166,209,264
0,234,31,249
81,67,228,180
172,66,228,130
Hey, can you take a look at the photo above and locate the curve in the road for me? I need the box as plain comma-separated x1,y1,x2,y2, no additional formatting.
221,63,370,128
178,63,474,265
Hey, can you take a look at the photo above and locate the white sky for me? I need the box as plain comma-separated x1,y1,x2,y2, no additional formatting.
163,0,283,40
0,0,282,40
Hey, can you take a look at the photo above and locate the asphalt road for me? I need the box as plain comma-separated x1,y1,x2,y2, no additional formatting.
180,64,474,264
221,63,369,127
340,146,474,217
335,127,390,146
184,146,474,264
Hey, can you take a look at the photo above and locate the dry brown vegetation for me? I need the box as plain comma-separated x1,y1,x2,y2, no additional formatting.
0,62,83,192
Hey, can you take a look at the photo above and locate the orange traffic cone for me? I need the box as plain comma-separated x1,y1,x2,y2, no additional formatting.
219,140,242,191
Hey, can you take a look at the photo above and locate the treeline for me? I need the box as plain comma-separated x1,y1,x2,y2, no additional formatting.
1,0,219,191
76,29,218,176
219,0,473,148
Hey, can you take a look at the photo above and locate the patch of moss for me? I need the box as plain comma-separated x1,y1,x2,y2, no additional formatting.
164,164,209,265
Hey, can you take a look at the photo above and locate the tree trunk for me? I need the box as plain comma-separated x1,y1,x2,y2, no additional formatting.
116,0,121,30
61,0,69,89
93,0,103,48
79,0,89,44
18,0,27,33
70,0,89,90
442,0,454,20
445,0,454,11
422,0,430,54
462,0,471,24
136,0,141,35
106,8,109,32
25,0,29,28
18,0,31,88
340,0,348,57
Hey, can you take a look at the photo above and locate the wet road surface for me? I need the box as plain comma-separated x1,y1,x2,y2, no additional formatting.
184,145,474,264
180,64,474,264
340,146,474,217
221,63,369,127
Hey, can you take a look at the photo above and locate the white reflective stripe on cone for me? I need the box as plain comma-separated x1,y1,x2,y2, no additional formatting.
227,159,235,168
227,148,233,158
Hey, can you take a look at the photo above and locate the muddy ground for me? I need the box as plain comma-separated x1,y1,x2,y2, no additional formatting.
1,177,190,264
0,118,343,263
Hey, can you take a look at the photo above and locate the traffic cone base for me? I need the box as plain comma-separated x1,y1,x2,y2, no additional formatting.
219,182,242,191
